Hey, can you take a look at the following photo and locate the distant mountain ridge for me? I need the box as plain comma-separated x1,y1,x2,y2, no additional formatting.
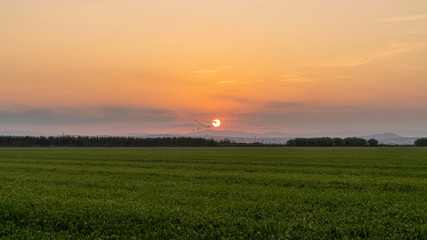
361,133,417,145
185,129,406,139
361,133,401,140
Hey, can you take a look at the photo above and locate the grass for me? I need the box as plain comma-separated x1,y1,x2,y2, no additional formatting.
0,147,426,239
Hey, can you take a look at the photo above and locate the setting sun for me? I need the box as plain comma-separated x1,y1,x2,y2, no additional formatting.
212,119,221,128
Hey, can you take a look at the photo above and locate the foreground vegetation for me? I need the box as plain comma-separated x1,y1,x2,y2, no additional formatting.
0,148,426,239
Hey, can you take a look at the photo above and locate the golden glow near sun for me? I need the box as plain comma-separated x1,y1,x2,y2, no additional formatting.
212,119,221,128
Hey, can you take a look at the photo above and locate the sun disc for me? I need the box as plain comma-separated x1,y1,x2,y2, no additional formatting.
212,119,221,127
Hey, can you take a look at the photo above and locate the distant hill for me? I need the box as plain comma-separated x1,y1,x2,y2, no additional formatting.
362,133,401,140
361,133,417,145
186,129,383,138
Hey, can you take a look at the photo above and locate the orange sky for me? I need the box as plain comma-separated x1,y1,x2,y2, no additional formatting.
1,0,427,135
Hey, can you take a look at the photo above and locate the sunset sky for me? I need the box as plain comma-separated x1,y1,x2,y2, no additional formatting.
1,0,427,136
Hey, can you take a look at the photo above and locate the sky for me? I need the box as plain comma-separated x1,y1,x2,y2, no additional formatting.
1,0,427,136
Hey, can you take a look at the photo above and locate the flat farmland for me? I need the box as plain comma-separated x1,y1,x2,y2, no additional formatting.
0,148,425,239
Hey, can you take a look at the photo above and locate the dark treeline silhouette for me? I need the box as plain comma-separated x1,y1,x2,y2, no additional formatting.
414,138,427,146
286,137,378,147
0,136,220,147
0,135,425,147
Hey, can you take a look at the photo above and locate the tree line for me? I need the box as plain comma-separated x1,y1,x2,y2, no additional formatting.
0,136,220,147
0,135,426,147
285,137,379,147
414,138,427,146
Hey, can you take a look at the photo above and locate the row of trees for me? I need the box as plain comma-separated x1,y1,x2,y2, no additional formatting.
286,137,379,147
0,136,220,147
1,135,426,147
414,138,427,146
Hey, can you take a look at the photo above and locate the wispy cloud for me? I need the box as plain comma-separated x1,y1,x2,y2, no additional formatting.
373,14,427,23
192,70,217,74
265,101,306,109
280,75,314,83
219,80,235,84
212,95,252,104
322,42,427,68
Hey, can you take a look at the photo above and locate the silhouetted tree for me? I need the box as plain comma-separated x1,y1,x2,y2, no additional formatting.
286,139,296,146
344,137,367,146
333,138,345,146
287,137,334,147
367,139,379,146
414,138,427,146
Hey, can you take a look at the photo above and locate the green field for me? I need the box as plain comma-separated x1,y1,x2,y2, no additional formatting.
0,148,426,239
